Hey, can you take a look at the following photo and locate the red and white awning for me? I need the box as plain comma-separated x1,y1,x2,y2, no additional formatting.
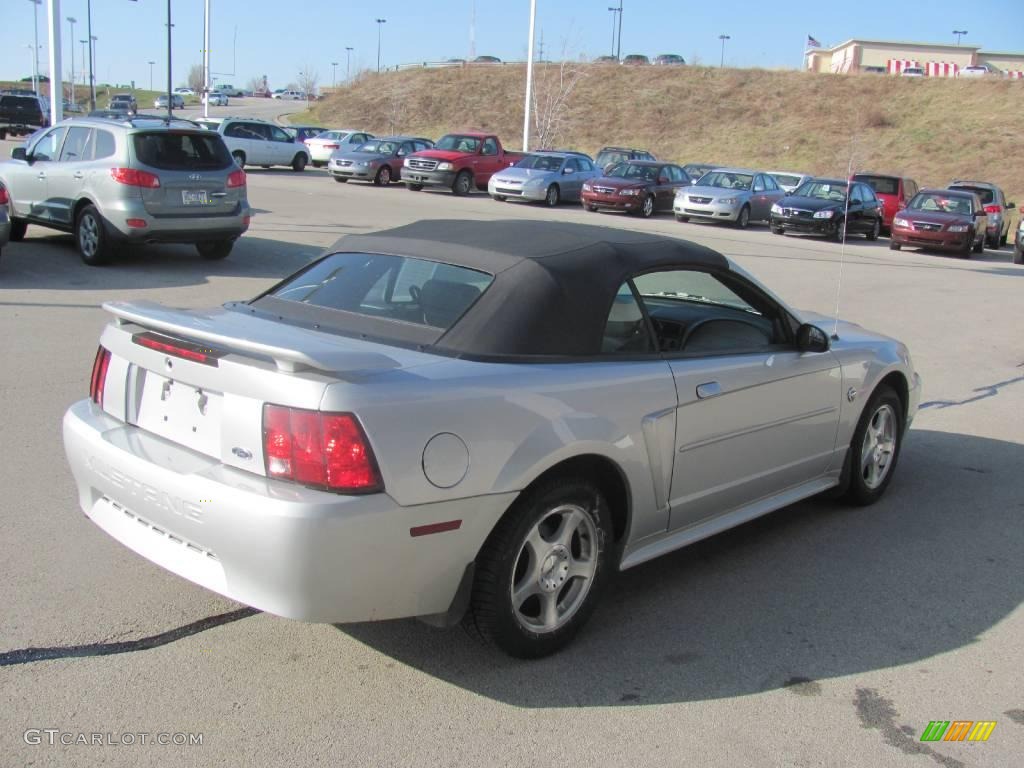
887,59,921,74
1006,70,1024,79
926,61,959,78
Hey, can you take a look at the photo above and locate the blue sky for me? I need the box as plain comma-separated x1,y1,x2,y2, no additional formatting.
1,0,1020,90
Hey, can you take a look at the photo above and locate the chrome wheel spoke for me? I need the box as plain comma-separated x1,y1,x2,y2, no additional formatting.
539,592,559,630
553,508,584,549
566,557,594,581
512,578,542,609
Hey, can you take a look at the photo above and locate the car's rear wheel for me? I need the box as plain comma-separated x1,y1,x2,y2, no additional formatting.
843,386,904,506
231,151,245,168
545,184,560,207
638,195,655,218
291,153,307,172
196,240,234,260
407,183,423,192
374,166,392,186
452,171,473,196
736,205,750,229
75,205,112,266
464,478,611,658
867,218,880,241
973,233,984,253
9,218,27,242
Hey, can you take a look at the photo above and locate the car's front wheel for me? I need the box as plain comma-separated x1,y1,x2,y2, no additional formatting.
9,218,27,242
196,240,234,260
867,218,880,241
973,233,984,253
75,205,112,266
638,194,655,218
735,205,750,229
452,171,473,196
843,386,904,506
1014,244,1024,265
374,165,392,186
291,153,307,172
464,478,611,658
544,184,560,207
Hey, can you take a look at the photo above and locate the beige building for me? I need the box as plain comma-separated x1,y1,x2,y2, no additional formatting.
805,39,1024,76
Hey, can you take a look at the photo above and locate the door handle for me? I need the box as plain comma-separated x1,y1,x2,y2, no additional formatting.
696,381,722,399
37,173,46,180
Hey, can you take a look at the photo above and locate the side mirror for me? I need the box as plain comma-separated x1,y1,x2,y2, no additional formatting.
1007,201,1015,210
796,323,830,353
12,147,28,162
562,167,575,175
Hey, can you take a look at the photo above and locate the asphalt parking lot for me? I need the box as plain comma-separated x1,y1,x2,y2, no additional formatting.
1,113,1022,767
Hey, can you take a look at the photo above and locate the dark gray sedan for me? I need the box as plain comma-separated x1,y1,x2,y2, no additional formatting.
328,136,434,185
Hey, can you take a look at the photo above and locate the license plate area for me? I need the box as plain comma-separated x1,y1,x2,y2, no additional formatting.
182,190,211,205
135,369,222,457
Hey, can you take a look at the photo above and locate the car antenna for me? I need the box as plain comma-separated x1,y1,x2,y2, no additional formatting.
832,149,855,340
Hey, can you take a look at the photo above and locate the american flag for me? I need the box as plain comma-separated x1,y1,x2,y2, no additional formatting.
807,35,821,48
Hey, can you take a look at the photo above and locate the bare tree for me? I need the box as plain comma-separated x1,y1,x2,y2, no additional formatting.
530,40,587,149
297,68,319,99
187,64,204,92
246,75,264,94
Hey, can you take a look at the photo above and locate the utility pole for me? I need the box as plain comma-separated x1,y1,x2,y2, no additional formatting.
67,15,76,104
522,0,536,152
345,47,354,80
331,61,338,87
616,0,623,61
148,60,155,90
376,19,386,73
607,6,619,58
718,34,730,68
29,0,42,96
952,30,967,46
469,0,476,61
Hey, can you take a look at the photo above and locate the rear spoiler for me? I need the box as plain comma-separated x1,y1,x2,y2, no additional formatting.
102,300,400,374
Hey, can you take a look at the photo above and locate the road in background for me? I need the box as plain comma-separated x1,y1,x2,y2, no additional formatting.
1,154,1022,767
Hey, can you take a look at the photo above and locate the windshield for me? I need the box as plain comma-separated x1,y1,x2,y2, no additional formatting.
596,151,628,167
907,193,974,214
435,134,482,152
793,181,848,201
356,140,398,154
606,163,659,182
267,252,493,331
633,271,759,314
949,185,994,204
771,174,802,187
515,154,564,171
696,171,753,190
854,175,898,195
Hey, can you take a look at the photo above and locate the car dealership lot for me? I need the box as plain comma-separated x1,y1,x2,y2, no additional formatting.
1,140,1022,766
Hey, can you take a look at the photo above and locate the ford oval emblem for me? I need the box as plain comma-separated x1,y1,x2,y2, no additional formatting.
232,447,253,460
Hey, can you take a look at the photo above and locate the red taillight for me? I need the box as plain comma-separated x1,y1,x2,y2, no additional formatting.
89,346,111,405
262,404,383,493
226,169,246,188
323,143,339,149
132,332,221,366
984,204,1002,214
110,167,161,188
0,186,9,205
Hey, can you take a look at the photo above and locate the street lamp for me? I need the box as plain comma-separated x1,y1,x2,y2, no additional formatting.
28,0,42,96
91,36,98,104
80,39,88,91
331,61,339,87
719,34,730,68
376,19,386,73
607,7,620,59
345,46,354,80
148,60,155,91
614,0,622,61
67,17,77,105
953,30,968,46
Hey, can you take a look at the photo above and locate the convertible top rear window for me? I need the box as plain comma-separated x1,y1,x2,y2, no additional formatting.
265,252,493,332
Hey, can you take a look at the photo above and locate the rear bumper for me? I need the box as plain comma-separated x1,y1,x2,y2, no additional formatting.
890,227,971,251
101,199,251,243
62,400,513,623
402,169,456,188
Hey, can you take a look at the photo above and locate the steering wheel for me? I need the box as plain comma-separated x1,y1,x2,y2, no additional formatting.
408,285,421,303
680,317,771,352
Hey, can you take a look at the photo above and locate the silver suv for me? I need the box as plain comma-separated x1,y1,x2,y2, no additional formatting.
0,115,251,265
197,117,310,171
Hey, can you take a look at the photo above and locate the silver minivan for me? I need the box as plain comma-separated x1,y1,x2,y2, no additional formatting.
0,115,251,264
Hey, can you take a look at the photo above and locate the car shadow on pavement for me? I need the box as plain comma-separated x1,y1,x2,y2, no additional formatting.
0,235,325,291
338,428,1023,707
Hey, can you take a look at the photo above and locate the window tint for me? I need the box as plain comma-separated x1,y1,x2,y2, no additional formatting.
31,127,67,162
132,132,232,170
950,185,994,205
94,129,117,160
603,283,653,354
482,137,498,156
415,141,432,152
763,174,779,191
854,175,899,196
60,127,92,162
699,171,753,190
268,252,493,331
752,175,766,192
270,126,291,142
579,158,594,172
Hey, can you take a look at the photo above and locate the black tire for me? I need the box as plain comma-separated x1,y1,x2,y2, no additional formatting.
675,214,689,223
959,235,973,259
491,194,506,202
374,165,393,186
842,387,904,506
867,218,880,241
973,233,984,253
333,176,348,183
986,231,999,249
291,153,307,172
231,151,245,168
584,201,598,212
638,194,655,218
832,217,847,241
889,240,901,251
75,204,113,266
771,226,785,235
1013,245,1023,265
452,170,473,196
407,183,423,192
544,184,560,207
735,205,750,229
999,230,1008,247
195,240,233,260
463,477,611,658
9,218,27,242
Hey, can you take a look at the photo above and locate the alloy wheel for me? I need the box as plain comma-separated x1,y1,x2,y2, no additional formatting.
860,404,897,490
79,213,99,258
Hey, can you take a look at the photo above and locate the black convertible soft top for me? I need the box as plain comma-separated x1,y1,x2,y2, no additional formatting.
321,220,730,358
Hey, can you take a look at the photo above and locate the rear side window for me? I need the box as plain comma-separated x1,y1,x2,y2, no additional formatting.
854,175,899,195
267,252,493,331
132,132,232,170
94,129,117,160
950,185,994,205
60,127,92,161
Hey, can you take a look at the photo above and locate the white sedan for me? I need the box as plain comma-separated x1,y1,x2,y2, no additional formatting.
202,91,229,106
305,129,374,166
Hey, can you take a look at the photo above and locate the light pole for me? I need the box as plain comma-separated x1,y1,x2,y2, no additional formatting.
345,46,354,80
28,0,42,95
607,7,619,59
80,39,87,90
90,35,98,104
331,61,339,87
148,60,155,91
87,0,96,111
718,34,730,68
523,0,536,151
376,19,386,73
952,30,968,46
67,16,77,105
615,0,622,61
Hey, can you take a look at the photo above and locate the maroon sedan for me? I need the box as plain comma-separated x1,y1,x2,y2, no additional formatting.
581,161,690,218
889,189,988,257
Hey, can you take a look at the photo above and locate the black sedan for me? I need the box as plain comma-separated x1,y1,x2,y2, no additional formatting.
770,178,883,241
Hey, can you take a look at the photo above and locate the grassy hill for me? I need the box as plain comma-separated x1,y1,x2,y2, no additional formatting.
297,64,1023,204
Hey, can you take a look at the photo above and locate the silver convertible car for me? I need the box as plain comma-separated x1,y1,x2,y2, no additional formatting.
62,221,920,658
